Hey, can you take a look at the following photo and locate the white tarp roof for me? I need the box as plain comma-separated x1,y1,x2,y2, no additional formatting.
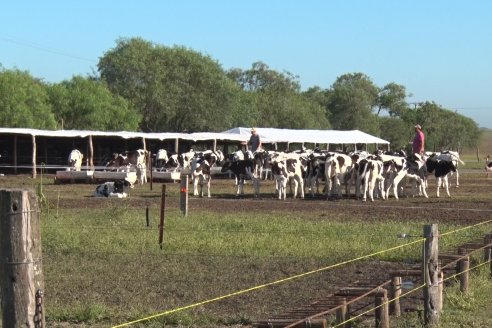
0,128,247,142
0,127,389,145
222,127,389,145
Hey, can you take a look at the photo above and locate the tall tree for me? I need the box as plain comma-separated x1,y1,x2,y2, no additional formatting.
48,76,140,131
327,73,379,134
98,37,239,132
376,82,409,117
228,62,329,129
0,68,56,129
402,101,480,151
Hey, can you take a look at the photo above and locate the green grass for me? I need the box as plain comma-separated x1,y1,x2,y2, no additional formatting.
37,203,492,326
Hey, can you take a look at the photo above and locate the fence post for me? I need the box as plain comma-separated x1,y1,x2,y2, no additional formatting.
180,175,188,216
335,298,347,327
158,184,166,249
458,249,470,295
0,189,45,327
423,224,440,326
374,289,389,328
484,234,492,278
389,275,402,316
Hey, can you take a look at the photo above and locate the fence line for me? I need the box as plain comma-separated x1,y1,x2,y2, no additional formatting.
111,238,425,327
111,219,492,327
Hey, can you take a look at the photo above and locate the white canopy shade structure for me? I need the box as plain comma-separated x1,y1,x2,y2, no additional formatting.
221,127,389,146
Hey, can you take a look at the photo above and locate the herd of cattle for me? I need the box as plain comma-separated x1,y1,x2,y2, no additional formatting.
64,147,488,200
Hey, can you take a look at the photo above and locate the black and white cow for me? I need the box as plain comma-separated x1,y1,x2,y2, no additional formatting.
305,152,327,197
106,149,149,184
68,149,83,171
425,150,464,187
154,149,169,171
221,157,260,197
324,153,352,198
425,156,457,197
190,150,224,197
357,157,385,202
486,155,492,178
271,157,305,200
178,150,196,171
94,179,132,198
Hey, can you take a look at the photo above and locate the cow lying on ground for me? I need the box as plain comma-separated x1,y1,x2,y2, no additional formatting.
68,149,83,171
94,179,132,198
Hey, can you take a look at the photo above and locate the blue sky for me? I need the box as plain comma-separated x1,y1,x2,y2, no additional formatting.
2,1,491,128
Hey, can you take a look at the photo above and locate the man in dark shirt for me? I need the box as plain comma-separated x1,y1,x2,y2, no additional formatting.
248,127,261,152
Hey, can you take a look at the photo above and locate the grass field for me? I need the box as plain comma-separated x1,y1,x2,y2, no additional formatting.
0,129,491,327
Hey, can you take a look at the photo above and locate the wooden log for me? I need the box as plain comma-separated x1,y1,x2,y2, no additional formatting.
390,270,421,277
423,224,440,326
0,189,45,327
255,319,327,328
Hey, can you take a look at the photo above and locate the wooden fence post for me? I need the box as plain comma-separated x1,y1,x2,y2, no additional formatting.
180,175,188,216
484,234,492,278
374,289,389,328
458,252,470,295
158,184,166,249
389,276,402,316
0,189,45,327
423,224,440,326
335,298,348,327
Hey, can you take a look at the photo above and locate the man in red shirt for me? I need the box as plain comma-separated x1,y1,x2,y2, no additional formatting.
412,124,425,155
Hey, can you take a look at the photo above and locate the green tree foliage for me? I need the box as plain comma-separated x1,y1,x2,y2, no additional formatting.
48,76,141,131
0,68,56,129
402,101,480,152
228,62,330,129
303,86,332,128
327,73,380,134
379,116,412,150
98,37,239,132
376,82,409,117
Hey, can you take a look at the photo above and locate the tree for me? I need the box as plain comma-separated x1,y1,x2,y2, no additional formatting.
0,68,56,129
376,82,409,117
378,116,411,150
98,37,239,132
402,101,480,152
303,86,332,128
48,76,141,131
327,73,380,134
227,62,329,129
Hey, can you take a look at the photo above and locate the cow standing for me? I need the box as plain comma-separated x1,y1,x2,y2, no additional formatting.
221,156,260,197
106,149,149,184
68,149,84,171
